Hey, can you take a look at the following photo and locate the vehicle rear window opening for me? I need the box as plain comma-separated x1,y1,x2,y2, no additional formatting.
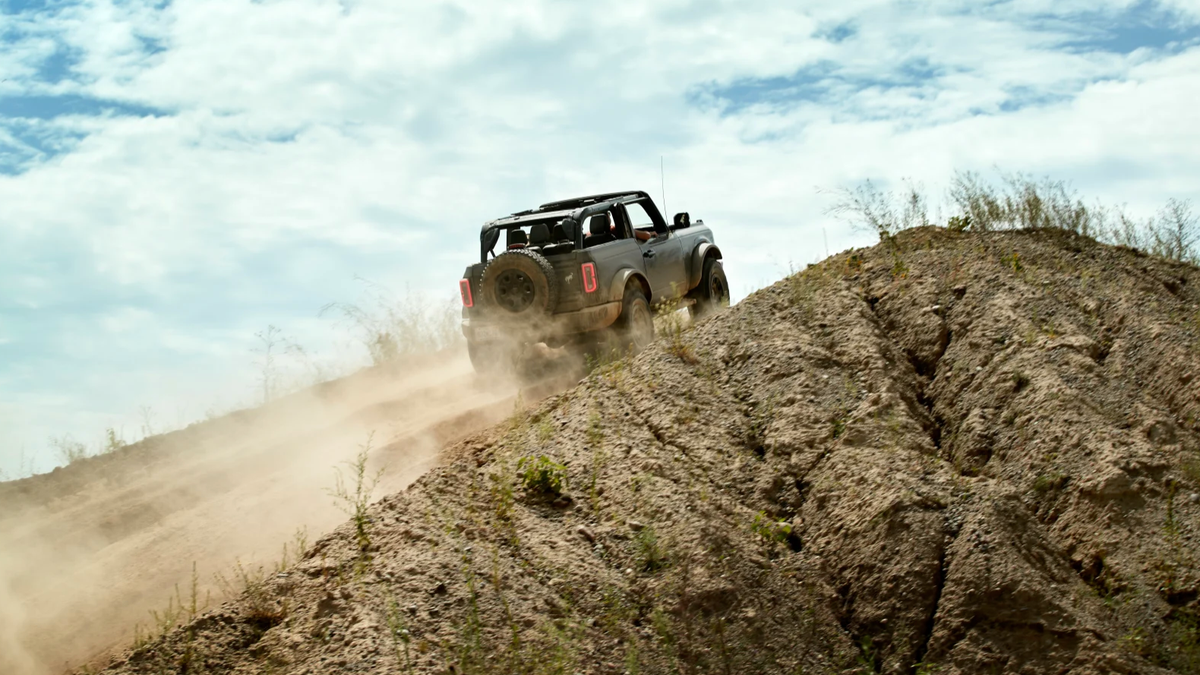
491,214,636,258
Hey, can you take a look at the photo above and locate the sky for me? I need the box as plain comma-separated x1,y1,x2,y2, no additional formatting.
1,0,1199,476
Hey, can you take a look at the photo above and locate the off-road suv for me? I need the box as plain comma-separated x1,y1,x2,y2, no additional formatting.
459,191,727,374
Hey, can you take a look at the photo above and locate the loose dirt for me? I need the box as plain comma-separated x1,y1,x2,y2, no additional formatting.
0,353,521,675
15,226,1200,674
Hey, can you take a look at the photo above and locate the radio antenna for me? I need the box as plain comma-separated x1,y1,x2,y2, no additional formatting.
660,156,667,215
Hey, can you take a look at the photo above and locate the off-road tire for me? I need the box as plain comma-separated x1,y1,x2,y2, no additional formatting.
688,257,729,320
479,249,559,320
615,284,655,356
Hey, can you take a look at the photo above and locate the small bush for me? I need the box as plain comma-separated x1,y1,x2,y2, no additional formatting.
825,179,928,243
329,432,383,554
49,435,88,466
636,525,670,573
1000,251,1023,273
1032,471,1066,494
517,455,567,498
320,279,461,366
751,511,792,545
1163,608,1200,673
825,170,1197,265
214,559,287,630
667,328,699,365
103,427,127,454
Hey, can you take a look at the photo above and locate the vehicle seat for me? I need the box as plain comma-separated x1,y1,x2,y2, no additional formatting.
584,213,616,248
539,222,574,256
507,228,528,249
528,223,550,249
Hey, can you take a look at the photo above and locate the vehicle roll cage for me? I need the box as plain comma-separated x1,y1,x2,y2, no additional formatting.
478,191,668,262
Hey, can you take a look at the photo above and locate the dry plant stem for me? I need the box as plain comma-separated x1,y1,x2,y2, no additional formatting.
329,431,384,554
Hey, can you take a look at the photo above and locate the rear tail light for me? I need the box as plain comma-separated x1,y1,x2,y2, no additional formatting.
581,263,597,293
459,279,474,307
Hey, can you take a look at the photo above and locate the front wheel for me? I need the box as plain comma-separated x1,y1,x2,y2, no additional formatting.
688,257,729,320
615,285,655,356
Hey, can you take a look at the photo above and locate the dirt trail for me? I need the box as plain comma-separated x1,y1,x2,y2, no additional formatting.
0,352,519,675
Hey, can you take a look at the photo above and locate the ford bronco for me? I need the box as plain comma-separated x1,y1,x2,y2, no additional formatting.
459,191,727,374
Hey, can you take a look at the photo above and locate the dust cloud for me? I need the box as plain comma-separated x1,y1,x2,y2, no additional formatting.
0,351,518,675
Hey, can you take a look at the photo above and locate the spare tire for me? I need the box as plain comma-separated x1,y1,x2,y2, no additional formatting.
479,249,559,320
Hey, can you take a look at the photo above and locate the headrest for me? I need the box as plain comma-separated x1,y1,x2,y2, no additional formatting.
507,228,528,248
590,213,611,235
551,223,567,242
529,222,550,245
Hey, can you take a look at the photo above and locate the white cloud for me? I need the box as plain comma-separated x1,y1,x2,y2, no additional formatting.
1,0,1199,475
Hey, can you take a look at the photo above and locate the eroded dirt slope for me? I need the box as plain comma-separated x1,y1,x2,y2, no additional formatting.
0,353,520,675
98,228,1200,674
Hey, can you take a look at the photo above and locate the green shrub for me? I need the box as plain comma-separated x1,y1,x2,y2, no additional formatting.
751,511,792,545
1032,471,1066,494
636,526,669,573
517,455,567,498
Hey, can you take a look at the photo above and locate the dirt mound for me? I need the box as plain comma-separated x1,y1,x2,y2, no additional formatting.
96,228,1199,674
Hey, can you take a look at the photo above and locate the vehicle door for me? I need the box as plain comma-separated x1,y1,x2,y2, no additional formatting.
621,201,687,303
579,209,645,306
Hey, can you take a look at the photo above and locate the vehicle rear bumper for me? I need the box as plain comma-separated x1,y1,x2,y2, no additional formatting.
463,301,621,343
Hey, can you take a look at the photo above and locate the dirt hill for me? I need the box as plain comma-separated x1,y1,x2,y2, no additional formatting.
86,227,1200,673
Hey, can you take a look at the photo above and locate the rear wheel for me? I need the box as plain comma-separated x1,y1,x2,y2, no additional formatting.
478,249,559,322
688,257,729,320
615,284,655,356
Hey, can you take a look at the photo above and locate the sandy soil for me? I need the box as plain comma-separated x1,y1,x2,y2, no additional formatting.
0,352,519,675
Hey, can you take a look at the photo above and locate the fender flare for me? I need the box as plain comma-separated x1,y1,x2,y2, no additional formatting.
609,267,651,304
688,242,723,290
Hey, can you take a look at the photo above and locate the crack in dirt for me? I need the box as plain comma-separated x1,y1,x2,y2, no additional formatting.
856,291,959,670
910,544,947,673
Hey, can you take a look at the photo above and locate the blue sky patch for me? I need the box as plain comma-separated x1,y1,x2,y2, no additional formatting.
998,85,1076,113
1048,1,1200,54
0,120,86,174
0,94,163,120
36,43,78,83
692,57,946,116
815,21,856,43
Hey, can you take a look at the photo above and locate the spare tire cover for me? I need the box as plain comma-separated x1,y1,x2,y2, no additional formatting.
479,249,559,320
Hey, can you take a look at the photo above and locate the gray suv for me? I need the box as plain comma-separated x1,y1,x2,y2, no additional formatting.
459,191,727,373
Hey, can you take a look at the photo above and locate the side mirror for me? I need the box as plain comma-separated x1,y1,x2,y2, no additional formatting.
673,212,691,228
